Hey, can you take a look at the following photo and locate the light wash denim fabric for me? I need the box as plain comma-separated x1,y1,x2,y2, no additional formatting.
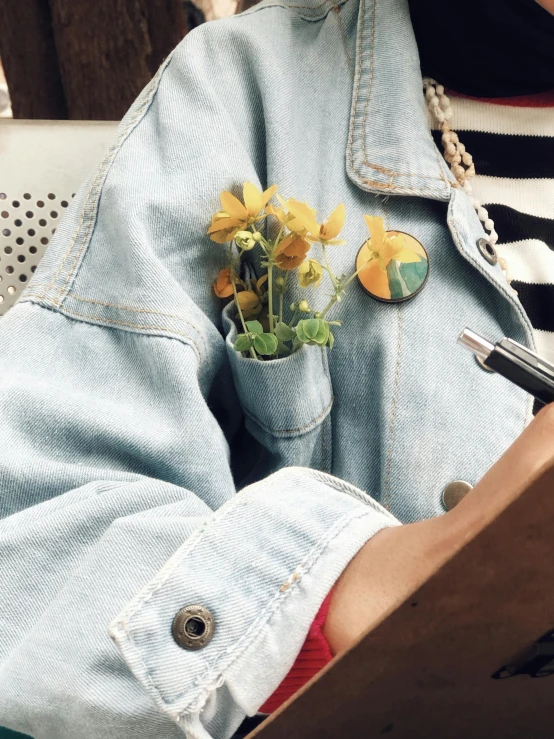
0,0,534,736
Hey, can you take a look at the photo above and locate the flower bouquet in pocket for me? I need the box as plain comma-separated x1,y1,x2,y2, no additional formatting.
209,182,420,360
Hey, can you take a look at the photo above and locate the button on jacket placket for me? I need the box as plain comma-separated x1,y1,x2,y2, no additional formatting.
344,0,536,515
345,0,536,376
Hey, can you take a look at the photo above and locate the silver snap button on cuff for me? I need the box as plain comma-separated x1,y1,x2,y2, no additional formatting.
476,237,498,266
442,480,473,511
172,604,215,650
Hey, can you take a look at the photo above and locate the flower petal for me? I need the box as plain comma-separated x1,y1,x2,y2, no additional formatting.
394,249,423,264
323,203,346,239
363,215,386,249
284,199,321,237
213,268,235,298
236,290,261,311
261,184,278,208
254,274,269,292
221,191,249,220
275,234,310,270
243,182,263,218
207,217,243,234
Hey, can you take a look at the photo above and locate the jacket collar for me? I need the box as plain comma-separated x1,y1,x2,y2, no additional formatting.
346,0,454,199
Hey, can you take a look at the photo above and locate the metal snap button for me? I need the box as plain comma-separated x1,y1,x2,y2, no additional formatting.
475,354,495,373
172,604,215,650
476,237,498,266
442,480,473,511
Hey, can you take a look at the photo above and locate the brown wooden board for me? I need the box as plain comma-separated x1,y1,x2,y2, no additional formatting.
249,462,554,739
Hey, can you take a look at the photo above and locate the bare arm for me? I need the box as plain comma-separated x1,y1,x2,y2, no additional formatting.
324,403,554,654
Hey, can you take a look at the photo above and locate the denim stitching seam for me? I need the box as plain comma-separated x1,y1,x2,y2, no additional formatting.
38,54,174,308
348,0,450,191
115,505,383,715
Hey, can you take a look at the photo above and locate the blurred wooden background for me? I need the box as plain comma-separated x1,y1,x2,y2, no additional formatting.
0,0,258,120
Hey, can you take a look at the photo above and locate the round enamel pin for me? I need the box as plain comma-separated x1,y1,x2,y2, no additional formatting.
356,225,429,303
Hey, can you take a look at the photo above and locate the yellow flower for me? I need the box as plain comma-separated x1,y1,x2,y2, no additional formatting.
213,268,234,298
252,274,268,296
278,197,346,245
362,216,422,272
274,233,311,270
235,290,262,318
266,202,315,235
298,259,323,288
207,182,278,243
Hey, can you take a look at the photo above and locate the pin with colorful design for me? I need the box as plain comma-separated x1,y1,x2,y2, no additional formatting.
356,216,429,303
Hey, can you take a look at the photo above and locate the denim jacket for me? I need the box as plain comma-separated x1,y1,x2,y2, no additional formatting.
0,0,534,736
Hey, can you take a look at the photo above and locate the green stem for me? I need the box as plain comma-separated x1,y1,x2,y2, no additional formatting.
288,308,299,327
278,270,289,324
322,245,338,289
319,295,338,319
268,262,275,334
342,255,376,289
230,262,258,360
319,255,377,319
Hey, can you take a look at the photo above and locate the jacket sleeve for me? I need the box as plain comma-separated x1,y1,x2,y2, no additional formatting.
0,18,399,739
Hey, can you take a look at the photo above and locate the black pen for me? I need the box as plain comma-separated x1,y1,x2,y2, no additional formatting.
458,328,554,408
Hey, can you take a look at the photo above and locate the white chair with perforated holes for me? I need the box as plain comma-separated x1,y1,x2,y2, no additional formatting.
0,120,119,315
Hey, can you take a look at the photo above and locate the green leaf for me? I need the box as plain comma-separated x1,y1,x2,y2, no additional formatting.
313,320,330,345
246,320,263,334
296,321,310,344
275,341,291,356
253,332,279,355
301,319,320,341
292,336,303,352
234,333,253,352
275,321,296,341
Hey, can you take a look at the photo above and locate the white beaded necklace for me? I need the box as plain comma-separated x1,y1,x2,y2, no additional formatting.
423,77,514,290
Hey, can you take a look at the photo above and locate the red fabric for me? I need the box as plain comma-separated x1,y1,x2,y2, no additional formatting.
260,591,334,714
446,88,554,107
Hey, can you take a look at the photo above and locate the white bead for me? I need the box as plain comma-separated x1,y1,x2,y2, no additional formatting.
477,206,488,221
462,152,472,165
425,87,436,101
484,218,494,231
445,142,456,155
452,163,465,180
489,230,499,245
457,142,466,155
444,107,453,121
436,84,445,95
471,197,480,208
435,108,445,122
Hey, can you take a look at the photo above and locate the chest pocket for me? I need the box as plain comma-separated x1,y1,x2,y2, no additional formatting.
223,305,334,481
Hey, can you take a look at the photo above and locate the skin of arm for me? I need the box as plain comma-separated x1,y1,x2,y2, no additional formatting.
324,402,554,655
536,0,554,13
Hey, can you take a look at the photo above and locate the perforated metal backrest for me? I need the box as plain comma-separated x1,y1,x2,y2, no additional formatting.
0,120,119,315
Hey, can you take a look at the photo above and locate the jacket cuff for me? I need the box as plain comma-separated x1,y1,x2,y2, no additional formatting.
259,589,334,714
109,467,399,738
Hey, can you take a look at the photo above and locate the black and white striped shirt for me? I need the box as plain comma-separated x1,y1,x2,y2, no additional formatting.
431,93,554,374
